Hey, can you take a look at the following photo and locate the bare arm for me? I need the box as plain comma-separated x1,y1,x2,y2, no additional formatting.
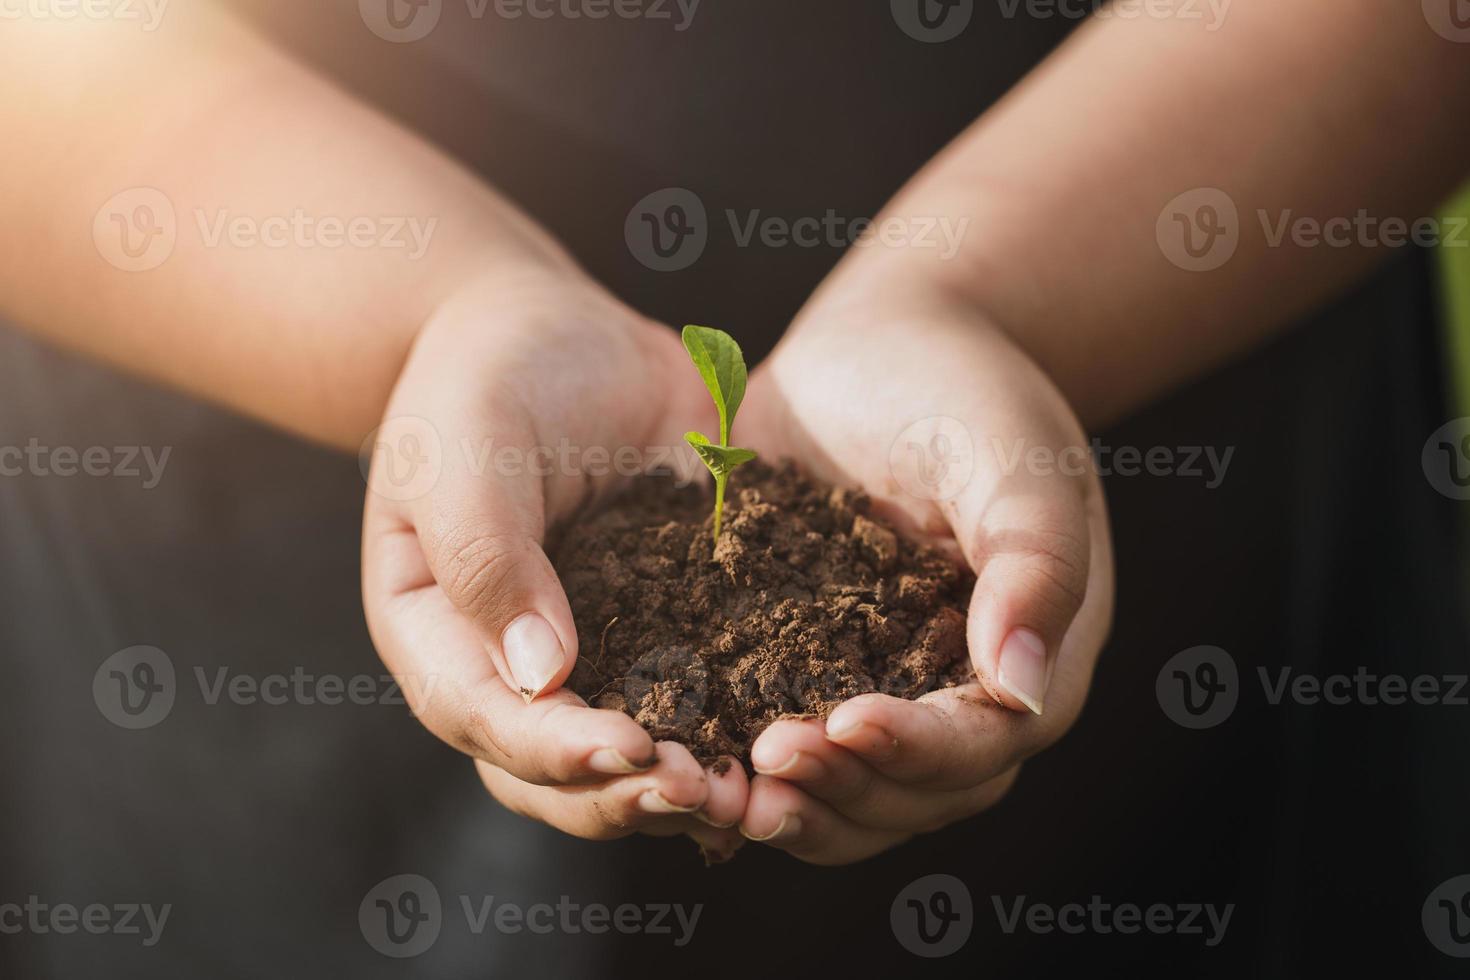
807,0,1470,427
0,3,575,449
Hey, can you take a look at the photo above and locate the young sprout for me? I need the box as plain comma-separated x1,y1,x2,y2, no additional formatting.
682,325,757,543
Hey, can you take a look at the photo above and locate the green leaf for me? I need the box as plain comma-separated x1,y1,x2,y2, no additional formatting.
681,325,747,445
684,431,756,476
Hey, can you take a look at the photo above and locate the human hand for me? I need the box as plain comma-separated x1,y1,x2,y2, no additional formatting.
360,269,748,860
731,278,1115,864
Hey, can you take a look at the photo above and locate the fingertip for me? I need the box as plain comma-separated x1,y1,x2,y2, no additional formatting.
995,627,1049,716
696,756,748,828
825,720,900,761
749,725,797,774
825,696,902,760
740,774,805,842
539,699,656,781
646,741,710,811
966,603,1049,716
503,611,574,701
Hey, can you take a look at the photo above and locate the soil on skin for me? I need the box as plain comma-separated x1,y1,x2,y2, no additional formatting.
555,460,977,770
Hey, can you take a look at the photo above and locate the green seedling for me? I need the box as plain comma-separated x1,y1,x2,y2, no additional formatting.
682,325,757,543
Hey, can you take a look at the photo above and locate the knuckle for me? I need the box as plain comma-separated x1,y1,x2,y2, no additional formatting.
1001,531,1089,626
531,702,584,781
581,799,636,841
826,763,880,810
446,699,508,762
432,523,526,623
921,701,967,783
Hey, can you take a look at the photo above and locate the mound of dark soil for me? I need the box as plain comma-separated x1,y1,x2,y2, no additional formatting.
555,460,975,769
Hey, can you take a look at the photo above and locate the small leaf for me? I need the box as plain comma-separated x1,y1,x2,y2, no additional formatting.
681,325,747,445
685,431,756,476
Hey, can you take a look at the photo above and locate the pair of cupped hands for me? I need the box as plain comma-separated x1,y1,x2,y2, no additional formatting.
361,255,1114,865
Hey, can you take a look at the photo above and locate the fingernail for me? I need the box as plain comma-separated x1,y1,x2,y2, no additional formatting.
588,748,649,775
502,612,566,701
752,750,826,780
693,810,736,829
741,815,802,843
639,790,698,814
752,753,802,777
997,628,1048,715
825,720,899,760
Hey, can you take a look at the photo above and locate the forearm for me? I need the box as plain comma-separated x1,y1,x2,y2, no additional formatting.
808,0,1470,427
0,4,575,450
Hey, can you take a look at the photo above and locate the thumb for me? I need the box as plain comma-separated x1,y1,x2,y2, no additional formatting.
413,445,579,703
958,470,1093,717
